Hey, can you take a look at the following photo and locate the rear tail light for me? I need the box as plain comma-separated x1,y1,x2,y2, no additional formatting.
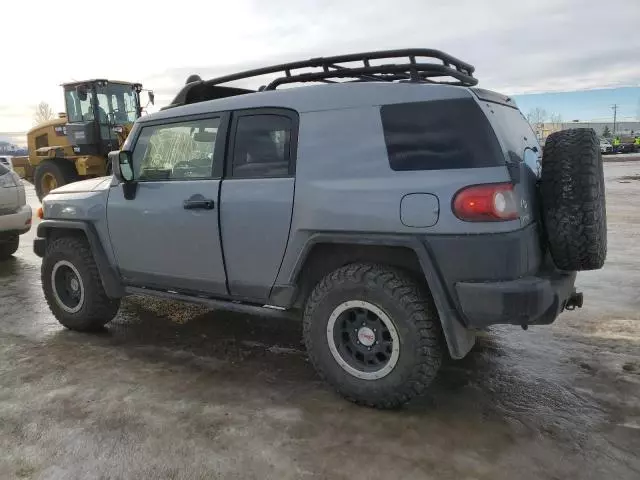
453,183,519,221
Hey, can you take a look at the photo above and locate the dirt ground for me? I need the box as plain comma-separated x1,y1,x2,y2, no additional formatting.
0,163,639,480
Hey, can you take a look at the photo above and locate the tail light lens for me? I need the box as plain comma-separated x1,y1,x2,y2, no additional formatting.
453,183,519,221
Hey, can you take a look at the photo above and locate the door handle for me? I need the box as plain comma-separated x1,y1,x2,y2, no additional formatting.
183,198,215,210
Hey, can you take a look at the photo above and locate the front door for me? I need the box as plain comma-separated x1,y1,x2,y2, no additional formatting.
107,114,228,295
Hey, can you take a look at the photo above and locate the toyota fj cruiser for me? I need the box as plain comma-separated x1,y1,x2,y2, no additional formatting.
34,49,606,408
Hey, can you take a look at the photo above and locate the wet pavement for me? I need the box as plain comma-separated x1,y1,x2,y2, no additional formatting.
1,164,639,480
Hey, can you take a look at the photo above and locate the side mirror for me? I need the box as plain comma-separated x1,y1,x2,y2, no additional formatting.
148,91,155,105
109,150,134,182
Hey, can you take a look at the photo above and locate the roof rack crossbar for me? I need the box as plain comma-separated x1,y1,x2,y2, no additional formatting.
327,63,393,83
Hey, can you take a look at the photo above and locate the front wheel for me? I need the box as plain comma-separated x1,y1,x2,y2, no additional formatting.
42,236,120,331
34,159,78,200
303,263,443,409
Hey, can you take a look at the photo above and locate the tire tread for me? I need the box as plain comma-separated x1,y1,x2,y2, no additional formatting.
303,263,442,409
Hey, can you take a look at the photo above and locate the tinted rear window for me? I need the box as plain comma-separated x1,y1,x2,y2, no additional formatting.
381,98,504,171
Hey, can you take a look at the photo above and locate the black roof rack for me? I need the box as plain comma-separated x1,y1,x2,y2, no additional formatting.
164,48,478,110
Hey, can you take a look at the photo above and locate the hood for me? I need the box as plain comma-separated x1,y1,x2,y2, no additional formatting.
50,177,112,194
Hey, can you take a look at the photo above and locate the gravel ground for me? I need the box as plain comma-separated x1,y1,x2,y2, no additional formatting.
0,163,638,479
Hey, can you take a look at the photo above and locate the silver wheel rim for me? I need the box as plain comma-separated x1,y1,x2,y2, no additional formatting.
326,300,400,380
51,260,85,314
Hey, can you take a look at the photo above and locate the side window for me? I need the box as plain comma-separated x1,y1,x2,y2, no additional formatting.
232,114,292,178
132,118,220,181
381,99,504,171
35,134,49,150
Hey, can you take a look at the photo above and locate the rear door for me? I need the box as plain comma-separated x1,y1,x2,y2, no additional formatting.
107,114,228,294
486,104,541,227
219,109,297,300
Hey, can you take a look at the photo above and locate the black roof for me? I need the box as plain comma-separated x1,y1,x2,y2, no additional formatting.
164,48,477,110
61,79,142,89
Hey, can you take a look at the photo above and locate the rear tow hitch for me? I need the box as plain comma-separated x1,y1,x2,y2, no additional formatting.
565,292,584,311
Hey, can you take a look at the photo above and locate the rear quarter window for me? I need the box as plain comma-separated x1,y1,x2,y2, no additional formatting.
381,98,504,171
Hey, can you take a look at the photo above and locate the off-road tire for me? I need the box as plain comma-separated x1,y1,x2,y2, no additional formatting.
303,263,443,409
540,128,607,271
34,159,78,200
42,236,120,331
0,235,19,260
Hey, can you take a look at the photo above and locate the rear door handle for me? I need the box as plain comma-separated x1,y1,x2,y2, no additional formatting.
183,198,215,210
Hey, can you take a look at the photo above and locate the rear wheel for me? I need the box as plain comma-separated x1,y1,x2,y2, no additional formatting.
42,236,120,331
0,235,19,260
34,159,78,200
303,263,443,409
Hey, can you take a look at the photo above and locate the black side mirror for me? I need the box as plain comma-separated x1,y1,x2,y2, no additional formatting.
148,91,155,105
109,150,134,182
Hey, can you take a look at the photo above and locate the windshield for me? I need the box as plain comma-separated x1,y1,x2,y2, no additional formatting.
64,88,94,123
64,83,139,125
97,83,139,124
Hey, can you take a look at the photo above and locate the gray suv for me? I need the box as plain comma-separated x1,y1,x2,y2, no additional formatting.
34,50,606,408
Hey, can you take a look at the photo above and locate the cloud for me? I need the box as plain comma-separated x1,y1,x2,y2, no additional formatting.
2,0,639,134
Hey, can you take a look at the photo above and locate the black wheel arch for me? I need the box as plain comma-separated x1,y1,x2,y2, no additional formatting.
36,220,124,299
270,233,476,360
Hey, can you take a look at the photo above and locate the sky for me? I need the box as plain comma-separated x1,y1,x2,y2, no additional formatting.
1,0,639,145
513,87,640,123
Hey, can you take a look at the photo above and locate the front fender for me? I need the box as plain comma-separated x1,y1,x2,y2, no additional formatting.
35,220,124,299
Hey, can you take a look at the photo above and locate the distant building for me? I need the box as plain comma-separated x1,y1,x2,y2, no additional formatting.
0,141,19,153
538,121,640,141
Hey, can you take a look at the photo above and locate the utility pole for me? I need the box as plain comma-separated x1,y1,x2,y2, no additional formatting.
611,104,618,135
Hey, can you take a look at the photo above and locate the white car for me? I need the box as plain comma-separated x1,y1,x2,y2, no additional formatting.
0,162,31,260
600,139,613,154
0,156,12,170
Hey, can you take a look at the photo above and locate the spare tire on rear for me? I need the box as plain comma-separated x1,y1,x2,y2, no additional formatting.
540,128,606,271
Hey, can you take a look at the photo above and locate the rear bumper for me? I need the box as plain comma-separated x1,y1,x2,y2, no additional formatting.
424,223,577,329
0,204,32,236
455,270,576,328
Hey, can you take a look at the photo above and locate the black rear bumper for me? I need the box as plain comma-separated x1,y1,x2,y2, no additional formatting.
424,223,578,329
455,270,576,328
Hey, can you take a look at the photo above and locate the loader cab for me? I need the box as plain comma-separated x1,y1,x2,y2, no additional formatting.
63,80,143,157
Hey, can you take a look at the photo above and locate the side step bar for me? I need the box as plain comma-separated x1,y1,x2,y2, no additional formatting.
124,286,298,320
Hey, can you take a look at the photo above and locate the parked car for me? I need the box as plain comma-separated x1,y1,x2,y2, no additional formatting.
600,138,613,154
0,156,13,170
613,135,638,154
33,49,607,408
0,162,31,260
616,142,637,154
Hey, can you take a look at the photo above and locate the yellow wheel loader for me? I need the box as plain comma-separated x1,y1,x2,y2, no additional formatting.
12,80,153,200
